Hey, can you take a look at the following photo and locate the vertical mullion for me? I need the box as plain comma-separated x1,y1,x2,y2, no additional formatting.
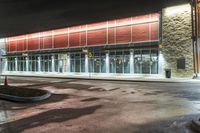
106,21,109,45
52,31,54,49
68,28,70,48
86,25,88,46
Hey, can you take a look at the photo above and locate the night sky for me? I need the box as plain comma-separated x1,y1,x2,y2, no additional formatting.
0,0,188,38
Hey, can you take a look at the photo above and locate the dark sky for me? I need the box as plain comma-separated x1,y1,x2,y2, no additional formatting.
0,0,188,38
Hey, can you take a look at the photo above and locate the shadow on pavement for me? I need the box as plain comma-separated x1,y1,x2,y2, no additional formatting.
1,105,102,133
19,80,105,92
3,93,70,111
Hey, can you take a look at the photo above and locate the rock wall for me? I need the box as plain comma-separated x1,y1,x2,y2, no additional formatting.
162,4,194,78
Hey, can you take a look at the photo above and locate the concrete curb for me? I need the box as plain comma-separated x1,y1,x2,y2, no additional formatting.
191,119,200,133
0,90,51,103
2,74,199,83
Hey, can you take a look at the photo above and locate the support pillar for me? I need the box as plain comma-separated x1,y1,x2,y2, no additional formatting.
67,54,70,72
130,50,134,74
106,52,109,73
158,50,164,75
15,57,18,71
26,57,29,72
85,54,89,73
51,55,55,72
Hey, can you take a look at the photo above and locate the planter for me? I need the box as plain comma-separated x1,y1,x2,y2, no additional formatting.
0,86,51,103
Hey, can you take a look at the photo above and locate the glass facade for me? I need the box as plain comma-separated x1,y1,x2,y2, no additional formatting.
134,49,158,74
89,52,106,73
6,48,159,75
70,53,85,73
110,51,130,74
7,57,15,71
17,57,26,71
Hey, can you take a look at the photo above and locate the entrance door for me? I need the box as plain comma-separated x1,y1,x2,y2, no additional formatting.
141,50,150,74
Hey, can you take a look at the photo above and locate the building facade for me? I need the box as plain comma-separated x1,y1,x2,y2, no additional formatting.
0,2,199,79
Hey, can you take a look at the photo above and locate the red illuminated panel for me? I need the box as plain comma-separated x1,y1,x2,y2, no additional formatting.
151,22,159,41
28,38,39,50
87,29,107,46
108,28,115,44
116,26,131,44
108,20,116,44
80,32,86,46
132,23,150,42
69,33,80,47
42,36,52,49
6,13,159,52
8,41,16,52
54,34,68,48
17,40,26,51
197,3,200,37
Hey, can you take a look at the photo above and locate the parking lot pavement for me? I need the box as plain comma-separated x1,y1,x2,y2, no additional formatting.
0,77,200,133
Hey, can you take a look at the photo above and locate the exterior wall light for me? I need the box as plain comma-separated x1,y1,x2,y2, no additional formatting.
165,4,191,16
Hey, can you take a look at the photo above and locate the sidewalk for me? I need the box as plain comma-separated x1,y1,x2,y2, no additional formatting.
2,72,200,83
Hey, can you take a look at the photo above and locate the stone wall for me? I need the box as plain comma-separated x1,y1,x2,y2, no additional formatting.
162,4,194,78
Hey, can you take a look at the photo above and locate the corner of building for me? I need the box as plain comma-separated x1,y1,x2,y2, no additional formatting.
162,3,194,78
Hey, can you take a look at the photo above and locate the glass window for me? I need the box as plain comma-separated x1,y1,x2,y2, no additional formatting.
55,55,59,72
142,50,150,74
7,57,16,71
109,50,130,74
17,57,26,71
81,54,85,72
89,52,106,73
70,53,85,73
134,50,142,74
134,49,158,74
151,49,158,74
124,54,130,73
109,52,116,73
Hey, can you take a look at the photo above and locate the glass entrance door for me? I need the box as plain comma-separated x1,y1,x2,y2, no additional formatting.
141,50,150,74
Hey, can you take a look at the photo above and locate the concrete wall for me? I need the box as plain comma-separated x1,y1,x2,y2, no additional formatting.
162,4,194,78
